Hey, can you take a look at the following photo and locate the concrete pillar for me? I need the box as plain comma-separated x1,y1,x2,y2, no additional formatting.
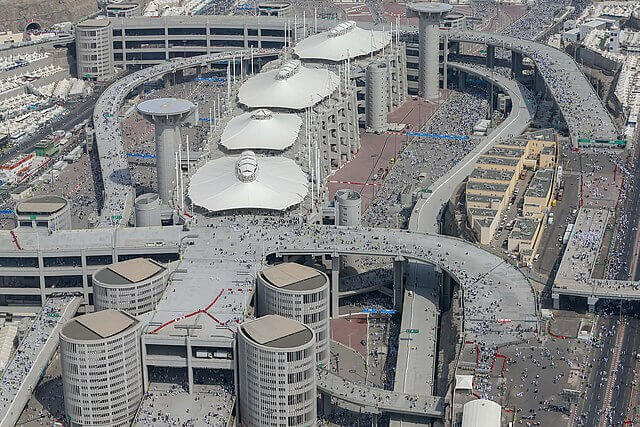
587,296,598,312
331,253,340,318
186,335,194,394
322,393,332,416
440,269,452,312
162,73,171,87
442,33,448,91
458,70,466,90
552,293,560,310
141,341,149,393
407,3,453,99
393,256,406,310
486,45,495,69
511,51,523,79
372,413,378,425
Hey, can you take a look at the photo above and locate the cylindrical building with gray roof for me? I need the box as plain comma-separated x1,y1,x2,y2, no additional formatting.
92,258,168,315
257,262,329,366
60,309,142,427
237,314,317,427
16,195,71,231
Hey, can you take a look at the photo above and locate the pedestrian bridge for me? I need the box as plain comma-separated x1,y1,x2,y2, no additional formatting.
317,369,445,418
0,296,81,427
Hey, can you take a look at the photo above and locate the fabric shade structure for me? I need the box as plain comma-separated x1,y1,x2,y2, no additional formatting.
294,21,391,62
238,59,339,110
189,151,308,211
219,109,302,151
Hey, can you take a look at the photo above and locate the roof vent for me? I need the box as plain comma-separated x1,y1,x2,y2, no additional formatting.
236,151,258,182
250,109,274,121
276,60,301,80
328,21,356,37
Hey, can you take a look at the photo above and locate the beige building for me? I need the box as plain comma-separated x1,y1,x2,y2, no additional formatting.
465,129,557,246
507,216,544,263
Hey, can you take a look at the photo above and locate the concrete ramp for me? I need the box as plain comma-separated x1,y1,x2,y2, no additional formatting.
0,296,81,427
317,369,444,418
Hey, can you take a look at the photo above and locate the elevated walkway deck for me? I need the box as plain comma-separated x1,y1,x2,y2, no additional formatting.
0,295,81,427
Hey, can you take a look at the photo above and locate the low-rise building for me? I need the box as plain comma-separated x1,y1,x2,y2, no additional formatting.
507,216,544,263
523,168,554,218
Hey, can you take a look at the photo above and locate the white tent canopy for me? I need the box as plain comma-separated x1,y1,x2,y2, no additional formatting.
238,59,339,110
189,151,308,211
294,21,391,62
219,109,302,151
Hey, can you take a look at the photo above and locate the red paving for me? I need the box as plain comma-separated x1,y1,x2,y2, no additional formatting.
327,92,449,211
331,315,368,359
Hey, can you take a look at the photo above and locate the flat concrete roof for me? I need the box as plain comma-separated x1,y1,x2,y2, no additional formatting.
524,168,553,199
509,217,540,241
477,156,520,167
62,309,138,341
470,168,515,182
78,18,111,28
137,98,195,116
241,314,313,348
407,2,453,14
95,258,165,285
261,263,326,291
16,195,67,215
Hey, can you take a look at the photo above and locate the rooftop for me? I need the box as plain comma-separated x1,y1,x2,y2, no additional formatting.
484,146,525,159
94,258,166,286
77,18,111,28
188,151,308,212
61,309,139,341
524,168,553,199
16,195,67,215
476,156,520,167
509,217,541,241
237,59,339,110
294,21,391,62
261,263,327,291
469,168,515,182
137,97,195,116
407,2,453,14
219,109,301,151
241,314,314,348
466,181,509,194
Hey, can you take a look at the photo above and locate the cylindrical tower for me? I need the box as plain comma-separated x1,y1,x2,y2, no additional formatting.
365,61,389,133
92,258,168,316
134,193,161,227
75,18,114,82
60,309,142,427
137,98,196,206
407,2,453,99
237,315,317,427
257,263,329,366
335,189,361,227
16,195,72,231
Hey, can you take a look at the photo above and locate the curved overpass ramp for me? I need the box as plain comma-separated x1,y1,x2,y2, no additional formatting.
409,61,535,234
450,30,618,142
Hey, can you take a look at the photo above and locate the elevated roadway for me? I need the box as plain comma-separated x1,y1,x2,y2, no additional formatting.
450,30,618,143
0,296,81,427
409,60,535,234
317,368,445,418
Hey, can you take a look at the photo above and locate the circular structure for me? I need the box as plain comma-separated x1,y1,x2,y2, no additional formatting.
134,193,161,227
137,98,195,117
238,59,340,110
257,1,292,17
406,2,453,14
442,12,466,30
60,309,143,427
25,22,42,32
188,151,308,212
16,195,71,231
407,2,453,99
219,109,302,151
335,189,361,227
294,21,391,62
237,314,316,427
137,98,196,205
365,61,389,133
257,262,330,366
92,257,169,315
106,2,140,17
75,18,114,81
